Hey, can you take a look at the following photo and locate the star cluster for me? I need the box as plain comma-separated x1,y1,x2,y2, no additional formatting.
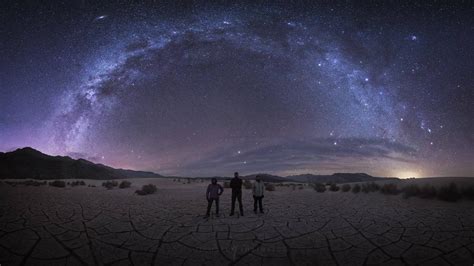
1,2,473,177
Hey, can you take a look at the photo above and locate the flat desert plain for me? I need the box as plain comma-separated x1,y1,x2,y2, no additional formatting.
1,178,474,265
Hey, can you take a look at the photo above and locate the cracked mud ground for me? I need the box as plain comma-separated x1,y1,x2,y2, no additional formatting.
1,180,473,265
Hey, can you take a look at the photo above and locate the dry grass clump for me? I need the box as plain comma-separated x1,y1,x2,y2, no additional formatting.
265,183,276,191
380,183,400,195
352,184,361,193
402,184,421,199
437,182,461,202
49,180,66,188
70,180,86,187
119,180,132,189
361,182,380,193
462,186,474,200
329,183,340,192
341,184,351,192
419,184,437,199
135,184,157,195
102,180,118,189
313,183,326,193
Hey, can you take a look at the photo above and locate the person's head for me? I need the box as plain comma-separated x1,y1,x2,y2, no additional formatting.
234,172,239,178
256,175,261,182
211,178,217,184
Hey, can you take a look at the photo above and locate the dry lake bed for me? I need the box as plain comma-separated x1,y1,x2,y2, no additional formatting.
1,178,474,265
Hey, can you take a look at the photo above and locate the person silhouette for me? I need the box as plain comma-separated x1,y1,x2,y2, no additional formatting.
206,178,223,217
229,172,244,216
253,175,265,214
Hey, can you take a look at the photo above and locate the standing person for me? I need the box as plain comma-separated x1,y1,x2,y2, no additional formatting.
253,175,265,214
206,178,223,217
229,172,244,216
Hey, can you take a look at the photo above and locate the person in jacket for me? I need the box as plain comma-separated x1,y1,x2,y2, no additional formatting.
229,172,244,216
206,178,223,217
252,175,265,214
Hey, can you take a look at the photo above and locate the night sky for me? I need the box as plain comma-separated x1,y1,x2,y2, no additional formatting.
1,2,473,178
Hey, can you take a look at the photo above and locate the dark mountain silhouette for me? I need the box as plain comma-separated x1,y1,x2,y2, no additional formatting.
0,147,163,180
242,173,291,183
285,173,397,183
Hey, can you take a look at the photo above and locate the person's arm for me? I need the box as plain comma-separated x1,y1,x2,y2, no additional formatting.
218,184,223,195
252,183,256,195
206,185,211,200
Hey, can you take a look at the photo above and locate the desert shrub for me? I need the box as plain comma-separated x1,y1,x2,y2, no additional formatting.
135,184,157,195
361,183,370,193
313,183,326,193
71,180,86,187
368,182,380,192
102,180,118,189
223,181,230,188
419,184,437,199
361,182,380,193
437,183,461,202
380,183,400,195
329,183,340,192
352,184,361,193
341,184,351,192
119,180,132,189
462,186,474,200
243,180,253,189
16,180,46,186
265,183,276,191
49,180,66,188
298,185,304,190
402,184,420,199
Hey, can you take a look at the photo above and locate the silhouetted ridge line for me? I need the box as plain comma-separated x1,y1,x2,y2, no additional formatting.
0,147,163,180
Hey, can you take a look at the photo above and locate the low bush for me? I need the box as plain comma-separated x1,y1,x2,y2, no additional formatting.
361,184,370,193
419,184,437,199
352,184,361,193
329,183,340,192
368,182,380,192
223,181,230,188
119,180,132,189
362,182,380,193
462,186,474,200
49,180,66,188
380,183,400,195
341,184,351,192
437,183,461,202
243,180,253,189
265,183,276,191
313,183,326,193
102,180,118,189
14,180,47,186
70,180,86,186
298,185,304,190
135,184,157,195
402,184,420,199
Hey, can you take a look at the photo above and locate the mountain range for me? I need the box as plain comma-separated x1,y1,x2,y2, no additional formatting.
0,147,162,180
0,147,396,183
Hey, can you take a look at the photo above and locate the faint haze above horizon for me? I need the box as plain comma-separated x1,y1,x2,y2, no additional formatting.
1,2,473,177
